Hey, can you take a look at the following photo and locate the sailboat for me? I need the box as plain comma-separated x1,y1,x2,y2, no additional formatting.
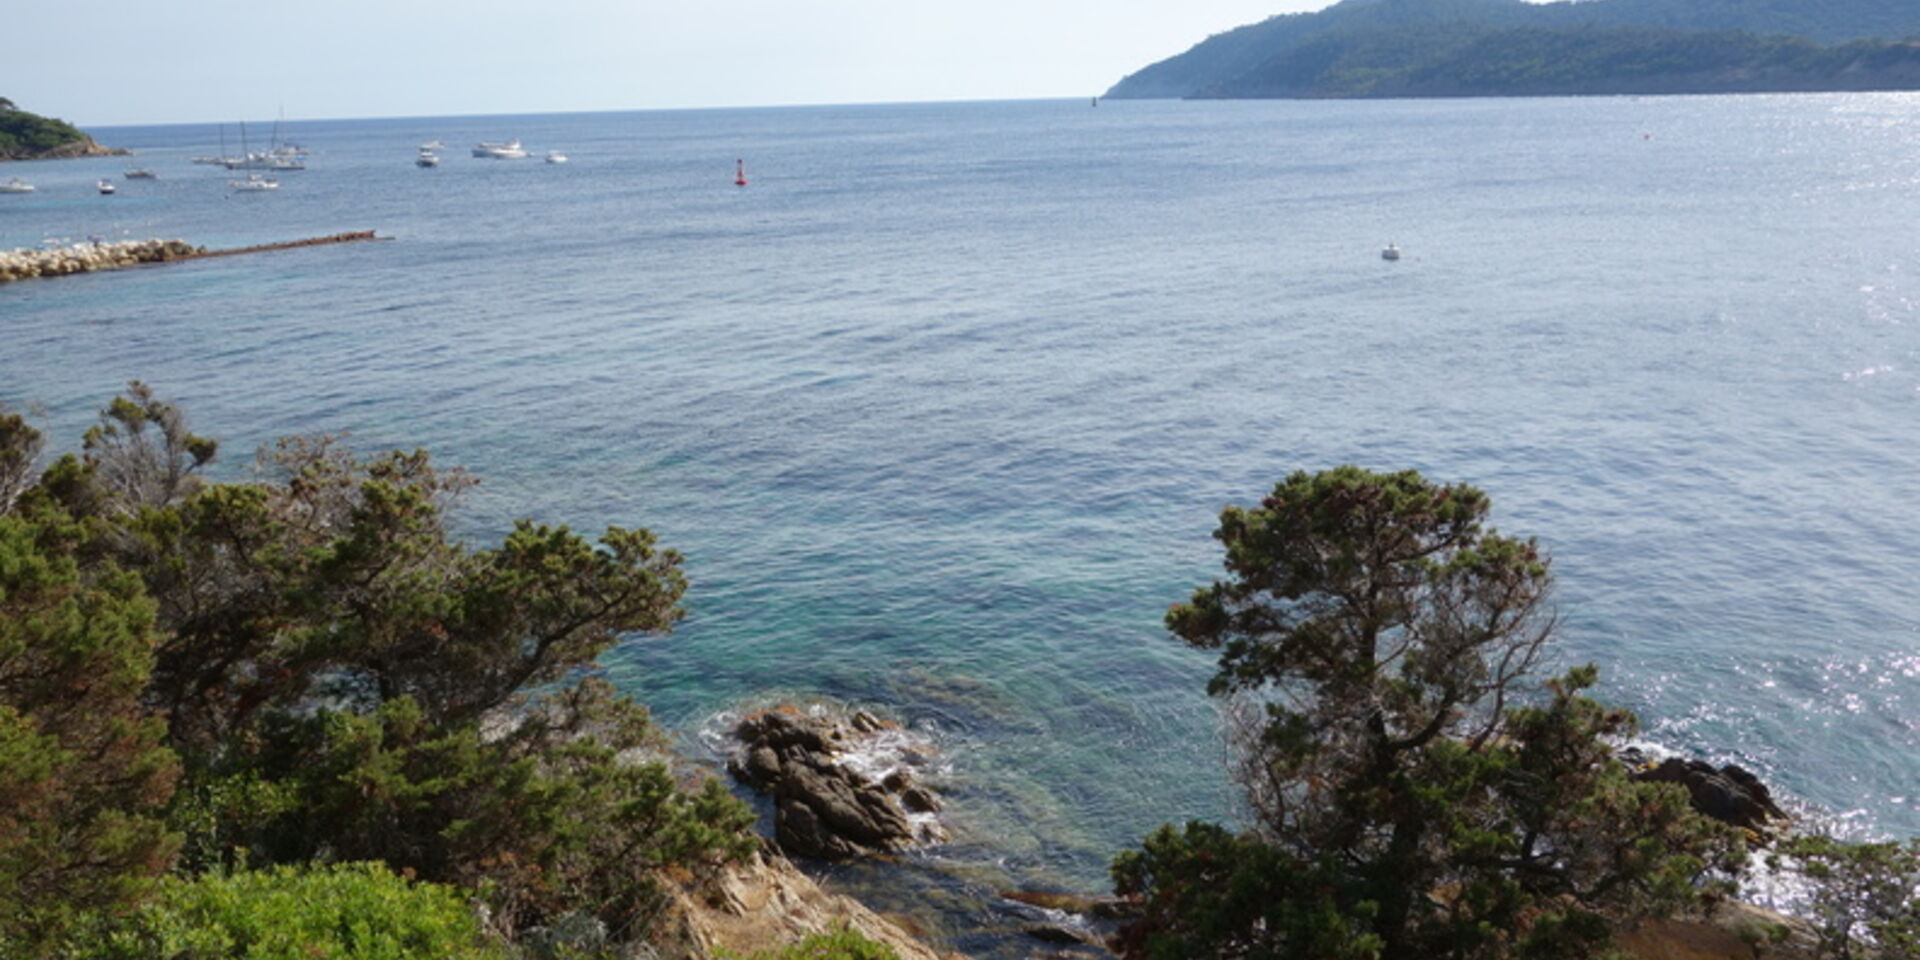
194,124,243,165
229,122,279,192
226,118,304,170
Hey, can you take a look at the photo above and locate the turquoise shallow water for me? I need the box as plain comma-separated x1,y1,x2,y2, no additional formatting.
3,97,1918,912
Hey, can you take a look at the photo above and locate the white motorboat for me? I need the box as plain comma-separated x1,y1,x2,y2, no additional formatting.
0,177,35,194
416,148,440,168
544,150,568,164
1381,243,1401,261
97,179,116,195
124,168,157,180
230,173,279,192
420,140,445,150
472,139,527,159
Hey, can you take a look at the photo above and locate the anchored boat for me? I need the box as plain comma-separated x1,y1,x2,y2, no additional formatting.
472,139,527,159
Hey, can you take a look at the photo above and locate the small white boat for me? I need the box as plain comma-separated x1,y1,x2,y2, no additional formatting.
97,179,117,195
544,150,568,164
471,139,527,159
230,173,279,192
1381,243,1401,261
420,140,445,150
0,177,35,194
124,168,157,180
416,149,440,168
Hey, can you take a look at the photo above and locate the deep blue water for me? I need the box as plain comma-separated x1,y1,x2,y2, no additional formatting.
3,97,1918,905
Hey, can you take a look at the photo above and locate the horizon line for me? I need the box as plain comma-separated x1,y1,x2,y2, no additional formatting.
81,94,1120,131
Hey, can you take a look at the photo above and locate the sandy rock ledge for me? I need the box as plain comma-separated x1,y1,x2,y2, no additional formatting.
656,847,965,960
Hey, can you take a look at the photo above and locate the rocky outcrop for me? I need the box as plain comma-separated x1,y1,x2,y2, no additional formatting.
653,847,965,960
1628,755,1788,833
731,707,945,861
1616,901,1818,960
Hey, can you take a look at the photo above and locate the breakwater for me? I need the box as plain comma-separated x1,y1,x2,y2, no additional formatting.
0,231,382,284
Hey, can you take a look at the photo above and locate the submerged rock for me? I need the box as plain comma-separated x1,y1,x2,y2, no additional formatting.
731,707,944,861
1022,923,1100,947
1000,891,1134,922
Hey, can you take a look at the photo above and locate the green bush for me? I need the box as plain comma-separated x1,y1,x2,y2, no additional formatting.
723,925,902,960
71,862,504,960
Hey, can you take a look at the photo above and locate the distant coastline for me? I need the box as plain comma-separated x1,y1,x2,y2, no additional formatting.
1105,0,1920,101
0,99,125,161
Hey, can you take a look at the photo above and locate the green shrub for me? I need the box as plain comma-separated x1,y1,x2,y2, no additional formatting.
723,925,902,960
71,861,505,960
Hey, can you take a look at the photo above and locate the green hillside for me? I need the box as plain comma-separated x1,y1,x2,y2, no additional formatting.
0,99,115,160
1106,0,1920,99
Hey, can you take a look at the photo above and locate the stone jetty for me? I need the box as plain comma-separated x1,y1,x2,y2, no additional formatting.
0,239,203,284
0,231,382,285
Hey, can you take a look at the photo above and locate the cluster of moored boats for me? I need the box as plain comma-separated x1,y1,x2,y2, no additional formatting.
414,139,567,167
3,171,165,196
2,134,572,200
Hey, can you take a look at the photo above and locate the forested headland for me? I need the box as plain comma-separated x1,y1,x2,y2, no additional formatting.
1105,0,1920,99
0,98,121,160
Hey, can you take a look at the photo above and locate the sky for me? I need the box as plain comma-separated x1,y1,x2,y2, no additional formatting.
8,1,1331,127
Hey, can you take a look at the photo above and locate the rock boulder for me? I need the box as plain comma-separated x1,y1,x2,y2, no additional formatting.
731,708,943,860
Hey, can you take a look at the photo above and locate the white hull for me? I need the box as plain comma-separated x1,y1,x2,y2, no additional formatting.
472,139,527,159
225,155,304,171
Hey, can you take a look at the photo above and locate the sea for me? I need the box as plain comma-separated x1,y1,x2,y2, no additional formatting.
3,94,1917,950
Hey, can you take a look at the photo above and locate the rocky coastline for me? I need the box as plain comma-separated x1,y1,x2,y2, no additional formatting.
703,702,1833,960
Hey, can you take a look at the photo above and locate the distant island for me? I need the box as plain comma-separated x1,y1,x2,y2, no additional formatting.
0,98,123,160
1104,0,1920,100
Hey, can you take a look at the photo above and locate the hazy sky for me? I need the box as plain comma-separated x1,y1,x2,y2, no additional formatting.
10,1,1331,127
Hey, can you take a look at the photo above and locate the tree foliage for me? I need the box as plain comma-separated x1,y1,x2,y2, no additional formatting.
0,100,91,158
0,412,179,954
1770,835,1920,960
0,384,755,952
1114,466,1740,960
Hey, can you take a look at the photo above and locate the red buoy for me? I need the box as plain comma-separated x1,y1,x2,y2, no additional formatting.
734,158,748,187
